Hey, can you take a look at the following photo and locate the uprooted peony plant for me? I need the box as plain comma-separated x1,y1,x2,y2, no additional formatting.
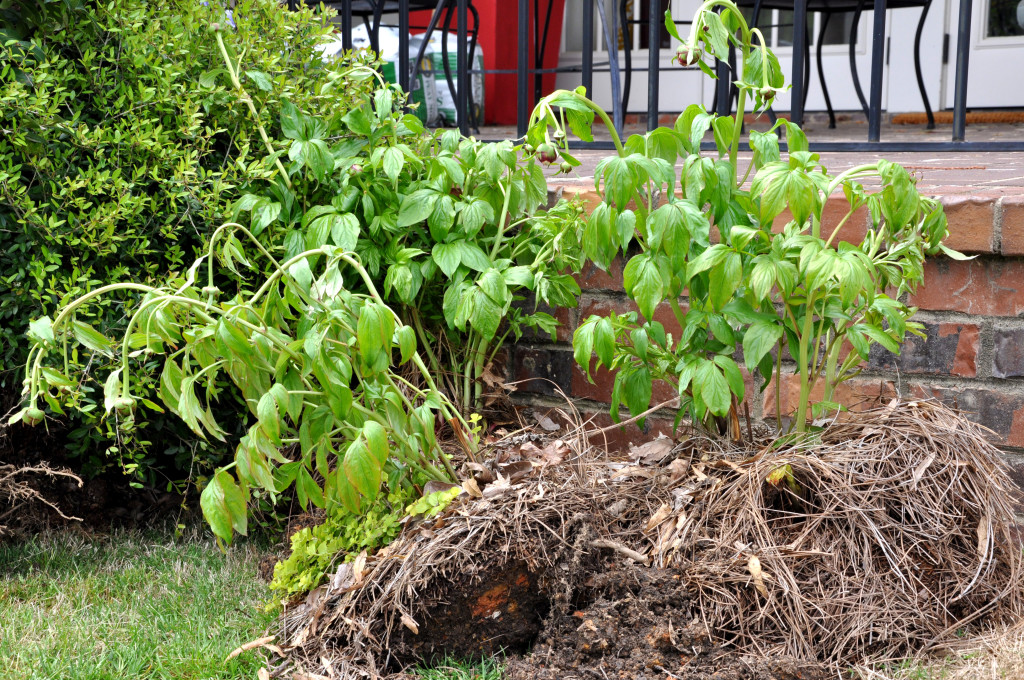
528,2,964,437
10,22,586,545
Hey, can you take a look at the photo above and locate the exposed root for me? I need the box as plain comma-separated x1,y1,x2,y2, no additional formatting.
0,462,82,536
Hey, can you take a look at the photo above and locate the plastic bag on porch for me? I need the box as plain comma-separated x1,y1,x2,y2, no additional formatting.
318,24,439,126
423,31,485,127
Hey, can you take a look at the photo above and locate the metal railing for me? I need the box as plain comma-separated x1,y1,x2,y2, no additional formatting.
305,0,1024,151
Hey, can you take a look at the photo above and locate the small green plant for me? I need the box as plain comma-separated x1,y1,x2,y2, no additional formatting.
271,486,462,600
528,3,960,436
271,499,404,599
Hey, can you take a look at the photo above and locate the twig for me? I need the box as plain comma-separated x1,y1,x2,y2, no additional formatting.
589,539,650,565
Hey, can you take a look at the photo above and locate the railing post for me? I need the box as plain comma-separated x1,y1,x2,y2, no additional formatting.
399,0,410,94
583,0,594,98
791,0,808,126
868,0,886,141
518,0,530,137
952,0,973,142
647,0,660,131
342,0,353,51
457,0,469,136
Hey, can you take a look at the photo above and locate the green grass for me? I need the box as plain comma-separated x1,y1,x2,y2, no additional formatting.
0,527,276,680
413,655,505,680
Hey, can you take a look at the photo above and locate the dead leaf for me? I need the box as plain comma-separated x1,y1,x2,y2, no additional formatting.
644,503,673,534
225,635,276,662
538,439,569,465
462,477,483,498
483,474,512,498
748,555,769,597
330,563,354,592
352,550,367,582
666,458,690,484
977,513,991,558
911,453,935,488
257,669,270,680
499,460,534,481
630,435,673,464
481,363,506,389
536,413,560,431
401,613,420,635
611,466,655,480
423,480,462,496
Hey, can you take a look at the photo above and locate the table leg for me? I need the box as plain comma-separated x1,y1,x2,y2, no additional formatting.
952,0,972,141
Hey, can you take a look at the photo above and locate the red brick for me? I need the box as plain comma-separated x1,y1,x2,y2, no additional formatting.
510,346,574,397
763,374,897,421
581,409,678,453
909,258,1024,317
909,382,1024,447
571,360,678,406
576,258,625,291
772,195,869,246
515,299,573,344
867,321,979,378
578,295,686,338
993,327,1024,378
941,196,995,254
1001,196,1024,256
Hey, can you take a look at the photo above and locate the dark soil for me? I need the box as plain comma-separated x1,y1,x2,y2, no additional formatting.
503,566,827,680
390,561,550,664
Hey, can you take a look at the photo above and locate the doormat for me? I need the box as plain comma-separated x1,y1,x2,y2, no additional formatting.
893,111,1024,124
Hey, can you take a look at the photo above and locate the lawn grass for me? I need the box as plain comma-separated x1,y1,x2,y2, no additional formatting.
0,526,275,680
413,655,505,680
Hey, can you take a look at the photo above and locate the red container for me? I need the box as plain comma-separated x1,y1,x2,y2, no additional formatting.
411,0,567,125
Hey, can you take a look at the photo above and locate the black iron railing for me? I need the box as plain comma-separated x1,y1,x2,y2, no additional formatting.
299,0,1024,151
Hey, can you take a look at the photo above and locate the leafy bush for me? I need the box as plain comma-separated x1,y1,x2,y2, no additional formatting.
0,0,344,478
14,22,586,544
529,2,959,436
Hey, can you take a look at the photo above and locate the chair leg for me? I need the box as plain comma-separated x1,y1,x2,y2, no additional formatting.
596,0,623,134
914,0,935,129
817,13,836,128
412,0,449,92
850,0,869,116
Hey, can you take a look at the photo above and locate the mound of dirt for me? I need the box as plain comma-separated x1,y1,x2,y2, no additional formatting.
268,399,1023,679
505,568,827,680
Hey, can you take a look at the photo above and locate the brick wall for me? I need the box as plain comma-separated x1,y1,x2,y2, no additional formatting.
507,189,1024,463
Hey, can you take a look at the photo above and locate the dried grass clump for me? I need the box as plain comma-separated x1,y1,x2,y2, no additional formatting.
274,458,661,678
664,399,1024,666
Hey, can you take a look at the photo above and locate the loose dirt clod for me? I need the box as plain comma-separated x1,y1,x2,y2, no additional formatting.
269,399,1024,679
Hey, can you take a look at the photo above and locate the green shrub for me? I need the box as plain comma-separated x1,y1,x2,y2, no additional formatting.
0,0,346,479
529,4,959,438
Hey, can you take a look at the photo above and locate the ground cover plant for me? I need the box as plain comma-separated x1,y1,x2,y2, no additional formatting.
0,527,274,680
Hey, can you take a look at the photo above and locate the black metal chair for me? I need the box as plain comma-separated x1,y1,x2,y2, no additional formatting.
736,0,935,129
293,0,483,130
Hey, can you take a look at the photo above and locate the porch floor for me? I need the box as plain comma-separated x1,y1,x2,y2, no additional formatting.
472,115,1024,200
